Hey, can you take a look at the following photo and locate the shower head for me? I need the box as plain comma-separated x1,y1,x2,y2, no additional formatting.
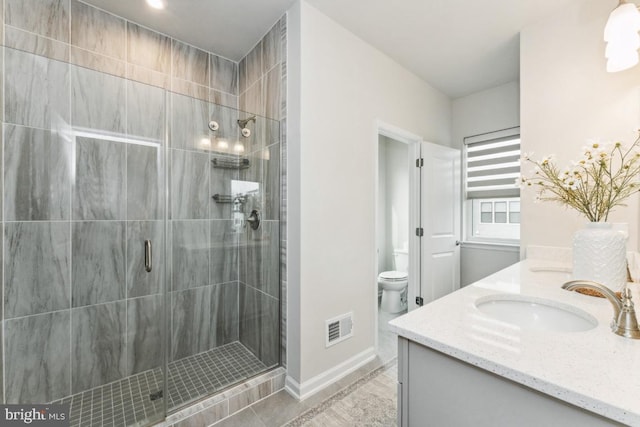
237,115,256,129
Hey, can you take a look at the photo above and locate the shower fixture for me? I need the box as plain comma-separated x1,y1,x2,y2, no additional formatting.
237,115,256,137
208,120,219,131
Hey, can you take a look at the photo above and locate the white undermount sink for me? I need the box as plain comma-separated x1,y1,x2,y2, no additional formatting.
475,294,598,332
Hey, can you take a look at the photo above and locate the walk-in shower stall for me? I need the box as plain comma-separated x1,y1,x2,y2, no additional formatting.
1,44,281,426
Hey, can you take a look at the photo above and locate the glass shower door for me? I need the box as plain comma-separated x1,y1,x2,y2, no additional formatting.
2,46,167,427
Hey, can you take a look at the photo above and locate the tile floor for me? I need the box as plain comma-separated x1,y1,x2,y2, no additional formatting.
52,342,266,427
210,304,403,426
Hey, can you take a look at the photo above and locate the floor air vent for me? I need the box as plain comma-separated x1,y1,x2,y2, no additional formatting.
326,312,353,347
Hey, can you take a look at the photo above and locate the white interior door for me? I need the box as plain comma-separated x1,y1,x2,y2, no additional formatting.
419,142,461,304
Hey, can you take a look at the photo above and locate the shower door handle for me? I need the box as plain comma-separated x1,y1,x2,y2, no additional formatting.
144,240,152,273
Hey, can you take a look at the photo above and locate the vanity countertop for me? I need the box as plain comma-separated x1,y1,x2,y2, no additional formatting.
388,260,640,425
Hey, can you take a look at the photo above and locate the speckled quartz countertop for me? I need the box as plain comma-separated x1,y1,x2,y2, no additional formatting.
389,260,640,426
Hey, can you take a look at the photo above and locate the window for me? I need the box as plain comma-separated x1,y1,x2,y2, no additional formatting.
464,128,520,242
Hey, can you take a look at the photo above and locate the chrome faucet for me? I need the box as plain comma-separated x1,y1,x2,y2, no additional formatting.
562,280,640,339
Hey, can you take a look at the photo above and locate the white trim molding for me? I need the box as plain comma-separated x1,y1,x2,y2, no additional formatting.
284,347,376,401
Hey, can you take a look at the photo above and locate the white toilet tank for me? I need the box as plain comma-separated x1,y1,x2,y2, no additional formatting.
393,249,409,272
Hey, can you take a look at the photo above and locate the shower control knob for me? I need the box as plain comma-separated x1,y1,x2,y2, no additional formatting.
208,120,219,131
241,128,251,137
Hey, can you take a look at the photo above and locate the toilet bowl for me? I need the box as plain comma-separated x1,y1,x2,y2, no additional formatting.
378,270,408,313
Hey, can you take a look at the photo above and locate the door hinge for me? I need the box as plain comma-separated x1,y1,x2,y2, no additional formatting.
415,297,424,306
415,158,423,167
415,227,424,237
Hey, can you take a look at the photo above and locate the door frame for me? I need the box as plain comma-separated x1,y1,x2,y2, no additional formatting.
373,120,422,356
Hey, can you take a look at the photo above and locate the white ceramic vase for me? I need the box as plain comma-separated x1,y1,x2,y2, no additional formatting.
572,222,627,291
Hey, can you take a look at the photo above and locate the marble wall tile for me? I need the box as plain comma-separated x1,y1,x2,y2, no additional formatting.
172,40,209,87
4,124,72,221
71,65,125,133
210,55,238,95
70,0,125,60
5,0,70,42
211,282,239,346
72,221,125,307
239,42,262,95
170,149,209,219
127,295,163,375
264,143,281,220
173,401,228,427
172,220,209,291
228,381,271,415
239,284,279,367
127,80,166,141
5,48,70,129
170,93,210,151
171,286,212,360
210,90,238,110
73,137,126,220
127,22,171,74
72,302,127,393
210,221,238,285
171,78,209,102
262,21,281,74
69,46,126,77
5,311,71,403
5,26,70,62
127,144,161,220
240,221,279,299
264,65,281,121
4,222,71,319
127,64,170,89
127,221,164,298
210,102,238,143
239,77,264,117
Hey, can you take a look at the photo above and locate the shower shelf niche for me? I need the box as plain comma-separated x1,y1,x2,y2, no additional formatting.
211,157,250,169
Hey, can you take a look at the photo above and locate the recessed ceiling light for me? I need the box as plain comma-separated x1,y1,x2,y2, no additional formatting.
146,0,166,10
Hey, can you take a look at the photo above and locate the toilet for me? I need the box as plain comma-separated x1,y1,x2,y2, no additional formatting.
378,249,408,313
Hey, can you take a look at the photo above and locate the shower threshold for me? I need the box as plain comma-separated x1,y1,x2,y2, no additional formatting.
51,341,266,427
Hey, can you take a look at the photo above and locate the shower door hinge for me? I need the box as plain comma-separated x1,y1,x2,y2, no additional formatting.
415,227,424,237
415,297,424,306
415,158,424,168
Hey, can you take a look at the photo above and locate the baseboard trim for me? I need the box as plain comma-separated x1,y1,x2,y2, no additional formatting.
284,347,376,401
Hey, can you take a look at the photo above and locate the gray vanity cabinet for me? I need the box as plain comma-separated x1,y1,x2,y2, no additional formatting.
396,337,622,426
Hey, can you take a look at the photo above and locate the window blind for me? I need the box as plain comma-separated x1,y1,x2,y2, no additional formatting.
464,128,520,199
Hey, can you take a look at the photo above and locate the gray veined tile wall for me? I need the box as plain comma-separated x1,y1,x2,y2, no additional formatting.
5,311,71,403
73,136,127,220
0,0,286,419
71,301,127,393
4,48,70,129
72,221,126,307
5,0,70,42
70,0,126,60
237,16,286,368
127,295,164,376
3,124,72,221
4,222,71,319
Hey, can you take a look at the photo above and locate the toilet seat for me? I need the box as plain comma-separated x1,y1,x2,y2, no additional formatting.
379,271,408,281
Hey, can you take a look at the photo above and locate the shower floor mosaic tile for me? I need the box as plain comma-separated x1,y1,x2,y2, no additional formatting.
52,342,267,427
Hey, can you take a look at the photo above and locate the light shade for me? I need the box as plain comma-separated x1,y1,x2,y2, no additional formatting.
604,1,640,72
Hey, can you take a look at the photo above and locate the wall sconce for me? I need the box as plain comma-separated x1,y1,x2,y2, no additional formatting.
604,0,640,72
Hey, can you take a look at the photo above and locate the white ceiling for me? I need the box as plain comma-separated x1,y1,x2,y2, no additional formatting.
85,0,583,97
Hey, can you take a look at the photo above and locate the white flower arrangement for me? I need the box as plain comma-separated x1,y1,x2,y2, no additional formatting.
519,133,640,222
